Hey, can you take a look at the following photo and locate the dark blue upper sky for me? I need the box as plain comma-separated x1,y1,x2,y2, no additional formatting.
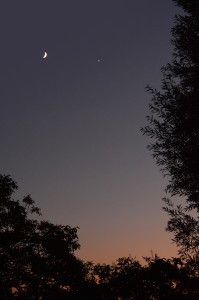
0,0,179,263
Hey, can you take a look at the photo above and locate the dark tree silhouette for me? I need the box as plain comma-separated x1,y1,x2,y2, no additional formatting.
0,174,86,299
1,174,199,298
82,256,199,299
142,0,199,208
141,0,199,264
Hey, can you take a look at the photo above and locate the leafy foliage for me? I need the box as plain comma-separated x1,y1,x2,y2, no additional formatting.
82,256,199,299
0,174,85,298
1,175,199,299
142,0,199,207
141,0,199,267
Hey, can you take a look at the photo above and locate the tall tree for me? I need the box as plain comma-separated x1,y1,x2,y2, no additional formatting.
142,0,199,262
0,174,85,298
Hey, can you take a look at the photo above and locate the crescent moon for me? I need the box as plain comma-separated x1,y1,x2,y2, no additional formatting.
43,52,48,59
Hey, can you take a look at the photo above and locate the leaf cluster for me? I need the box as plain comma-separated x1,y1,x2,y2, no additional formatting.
141,0,199,207
0,175,85,298
141,0,199,272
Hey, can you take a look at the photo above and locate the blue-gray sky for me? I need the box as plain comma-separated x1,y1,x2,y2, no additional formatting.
1,0,179,263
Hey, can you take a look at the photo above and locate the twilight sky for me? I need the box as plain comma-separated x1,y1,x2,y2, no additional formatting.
1,0,180,263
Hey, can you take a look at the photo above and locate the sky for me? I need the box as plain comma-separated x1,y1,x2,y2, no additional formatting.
1,0,180,264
